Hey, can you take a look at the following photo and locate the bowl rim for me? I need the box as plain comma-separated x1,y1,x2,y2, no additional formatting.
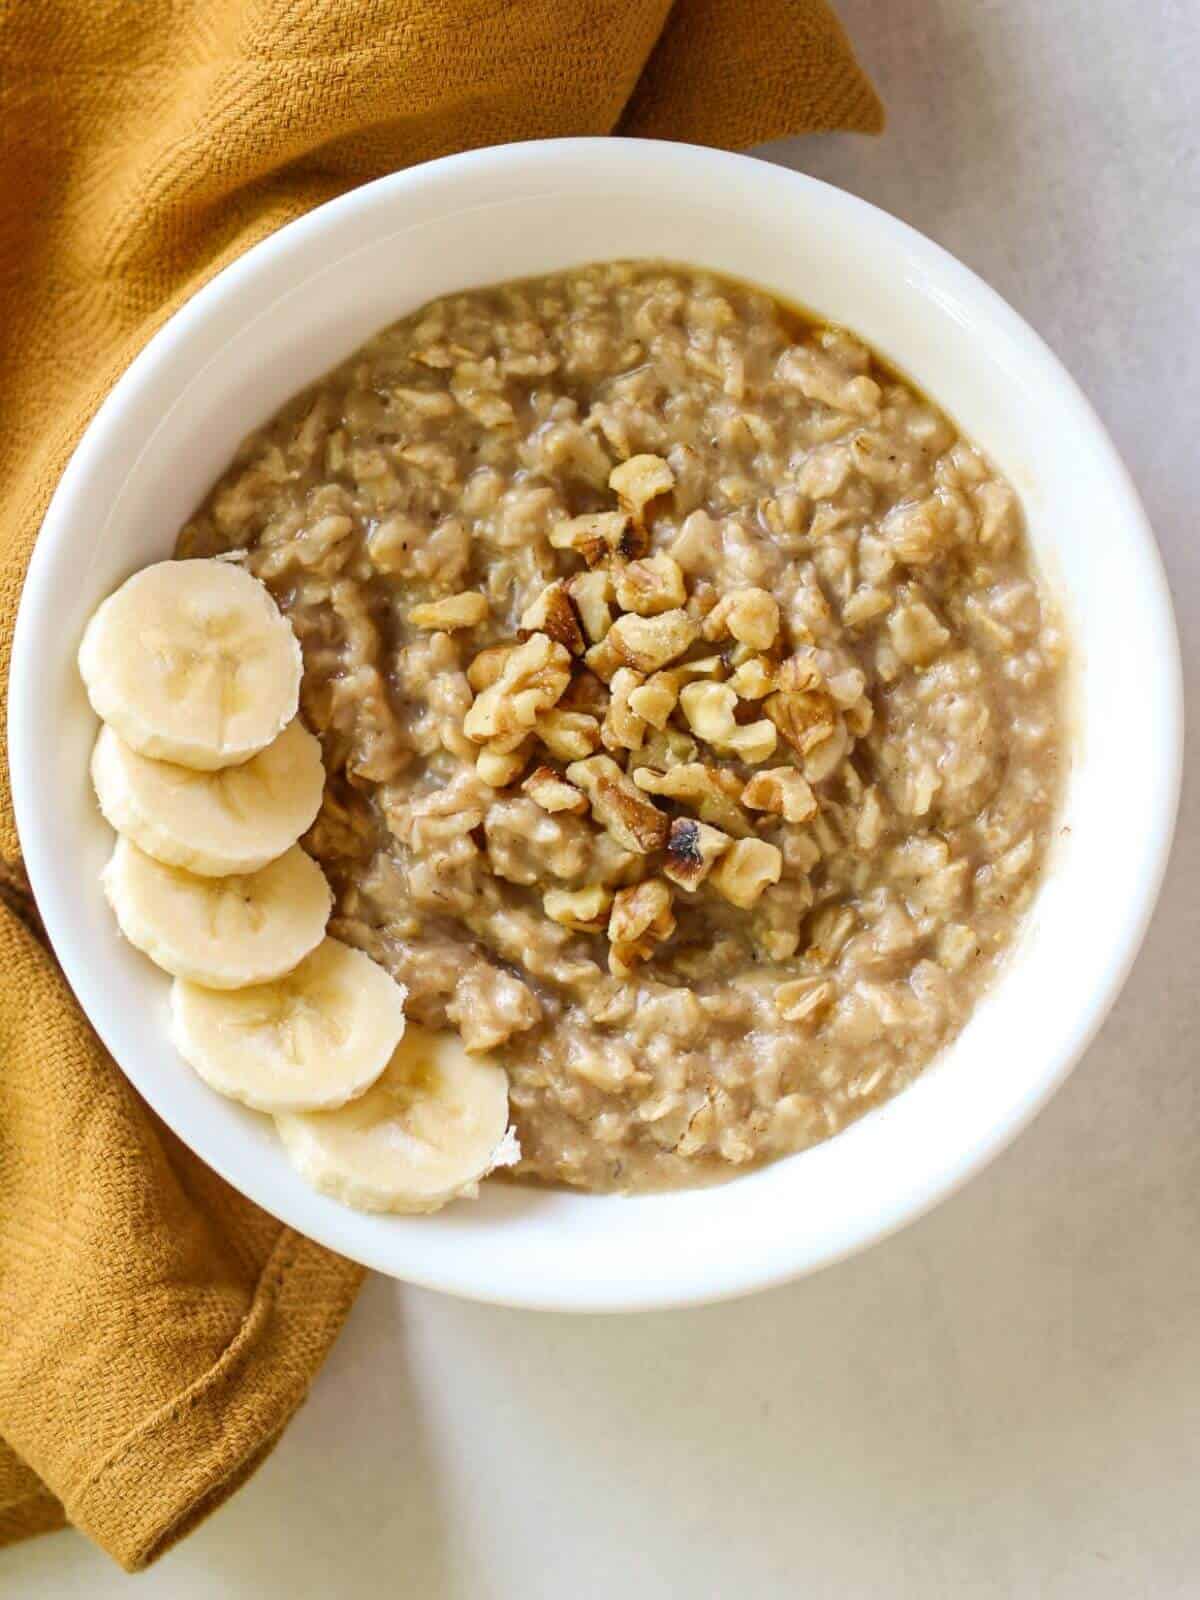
10,137,1184,1311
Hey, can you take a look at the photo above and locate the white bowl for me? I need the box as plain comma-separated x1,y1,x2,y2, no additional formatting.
10,138,1182,1312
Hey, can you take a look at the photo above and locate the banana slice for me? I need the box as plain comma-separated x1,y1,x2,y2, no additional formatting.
78,558,302,770
170,937,407,1113
91,718,324,877
103,837,331,988
276,1026,519,1214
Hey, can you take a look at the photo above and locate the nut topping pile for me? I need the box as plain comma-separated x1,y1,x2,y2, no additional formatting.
449,452,874,976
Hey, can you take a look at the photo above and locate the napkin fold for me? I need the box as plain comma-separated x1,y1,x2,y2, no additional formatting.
0,0,880,1570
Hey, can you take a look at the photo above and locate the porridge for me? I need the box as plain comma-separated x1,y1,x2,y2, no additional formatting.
176,261,1066,1193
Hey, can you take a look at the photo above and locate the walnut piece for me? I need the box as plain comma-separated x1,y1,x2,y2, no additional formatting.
663,817,732,890
583,634,622,684
724,720,778,763
631,762,753,837
627,676,677,730
709,838,783,909
609,453,675,524
613,553,687,616
467,644,515,692
567,570,615,643
604,609,698,674
607,878,676,976
701,587,780,650
543,885,614,933
764,687,838,756
601,667,648,753
742,767,819,824
567,754,670,854
518,580,585,656
476,740,531,788
463,633,571,742
679,680,737,743
522,764,588,814
728,655,777,699
535,707,603,761
407,591,489,630
549,511,643,565
678,680,777,764
627,655,724,730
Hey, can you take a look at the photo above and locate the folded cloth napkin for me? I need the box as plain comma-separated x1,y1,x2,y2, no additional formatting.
0,0,880,1571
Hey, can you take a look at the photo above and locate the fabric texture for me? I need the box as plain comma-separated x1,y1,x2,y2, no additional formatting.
0,0,880,1572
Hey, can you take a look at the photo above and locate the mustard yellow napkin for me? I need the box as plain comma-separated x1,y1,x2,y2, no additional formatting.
0,0,880,1570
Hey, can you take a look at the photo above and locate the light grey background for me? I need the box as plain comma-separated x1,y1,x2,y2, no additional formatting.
10,1,1197,1593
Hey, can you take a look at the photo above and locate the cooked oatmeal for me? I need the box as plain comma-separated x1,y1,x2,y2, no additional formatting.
177,261,1066,1193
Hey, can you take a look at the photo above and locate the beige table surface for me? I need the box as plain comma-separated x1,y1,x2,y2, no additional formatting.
9,1,1198,1593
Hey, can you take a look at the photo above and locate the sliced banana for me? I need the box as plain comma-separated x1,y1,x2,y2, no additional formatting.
102,837,331,989
170,937,407,1113
91,718,324,877
276,1025,519,1214
78,558,302,769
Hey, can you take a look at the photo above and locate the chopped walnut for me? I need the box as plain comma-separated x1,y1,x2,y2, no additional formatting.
543,885,614,932
679,680,737,743
567,754,670,854
678,680,777,764
567,569,615,642
518,580,585,656
609,877,674,944
709,838,783,909
476,740,531,788
604,608,698,674
742,767,818,823
609,453,675,524
639,726,699,770
582,634,622,684
466,643,516,692
663,817,732,890
631,762,753,837
613,553,687,616
535,707,603,761
764,687,839,756
522,764,588,814
463,633,571,742
407,591,489,630
627,655,724,730
627,675,678,730
608,878,676,976
601,667,648,753
728,655,777,699
701,587,780,650
550,511,643,565
724,720,778,763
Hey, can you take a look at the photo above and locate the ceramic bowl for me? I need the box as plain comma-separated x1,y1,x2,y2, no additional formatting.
10,139,1183,1311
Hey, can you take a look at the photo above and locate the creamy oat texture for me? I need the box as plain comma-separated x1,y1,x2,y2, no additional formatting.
177,261,1066,1193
